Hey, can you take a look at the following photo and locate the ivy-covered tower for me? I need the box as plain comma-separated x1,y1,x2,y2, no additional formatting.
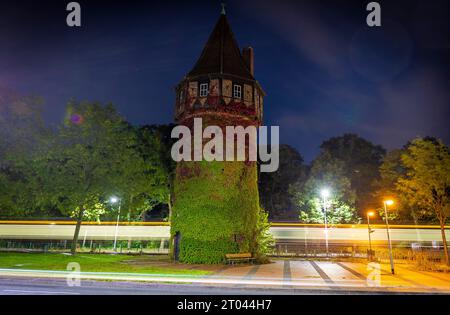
171,9,266,264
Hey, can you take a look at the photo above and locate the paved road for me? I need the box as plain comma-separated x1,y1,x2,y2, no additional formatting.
0,277,274,295
0,277,431,295
1,259,449,295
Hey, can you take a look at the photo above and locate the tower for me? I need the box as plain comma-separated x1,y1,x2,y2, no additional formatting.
171,9,265,264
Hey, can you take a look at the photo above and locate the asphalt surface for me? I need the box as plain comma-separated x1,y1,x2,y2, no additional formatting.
0,277,334,295
0,276,441,295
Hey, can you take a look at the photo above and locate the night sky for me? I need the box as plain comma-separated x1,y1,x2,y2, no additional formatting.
1,0,449,161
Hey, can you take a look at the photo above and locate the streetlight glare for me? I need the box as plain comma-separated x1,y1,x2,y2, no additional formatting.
382,199,395,274
367,211,375,217
109,196,122,252
319,187,331,257
320,188,330,199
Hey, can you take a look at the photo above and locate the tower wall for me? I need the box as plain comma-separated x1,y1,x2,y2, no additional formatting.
172,160,260,264
170,13,266,264
171,112,262,264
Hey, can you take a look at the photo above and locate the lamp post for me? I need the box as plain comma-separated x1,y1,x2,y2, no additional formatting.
110,196,121,252
383,200,395,274
321,188,330,258
367,211,375,261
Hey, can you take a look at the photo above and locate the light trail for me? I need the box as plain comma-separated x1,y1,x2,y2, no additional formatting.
0,220,447,229
0,222,448,244
0,267,449,293
0,268,409,289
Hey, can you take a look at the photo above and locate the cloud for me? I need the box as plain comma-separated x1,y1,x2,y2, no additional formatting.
372,68,450,146
240,0,349,77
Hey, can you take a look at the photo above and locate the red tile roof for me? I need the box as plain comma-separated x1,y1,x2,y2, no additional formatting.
187,14,254,80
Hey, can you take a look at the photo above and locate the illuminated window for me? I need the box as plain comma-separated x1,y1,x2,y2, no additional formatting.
200,83,209,97
233,84,242,99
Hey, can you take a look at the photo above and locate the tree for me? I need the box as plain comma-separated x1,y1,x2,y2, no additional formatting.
114,126,171,221
0,89,46,163
397,138,450,265
291,152,359,224
320,134,386,215
0,89,49,218
139,124,176,217
374,149,432,223
259,145,308,221
34,101,141,254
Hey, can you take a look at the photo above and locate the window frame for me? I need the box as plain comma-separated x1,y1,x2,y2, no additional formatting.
233,84,242,100
199,83,209,97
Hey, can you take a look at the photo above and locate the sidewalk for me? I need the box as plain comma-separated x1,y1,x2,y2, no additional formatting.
214,259,450,293
0,259,449,294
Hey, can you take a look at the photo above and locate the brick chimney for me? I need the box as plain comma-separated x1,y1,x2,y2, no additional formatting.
242,47,254,76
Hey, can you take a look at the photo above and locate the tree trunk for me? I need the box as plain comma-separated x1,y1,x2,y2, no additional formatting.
168,193,173,221
70,207,84,255
439,220,449,266
128,195,134,221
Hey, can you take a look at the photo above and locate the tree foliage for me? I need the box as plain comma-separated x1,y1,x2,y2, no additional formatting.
111,126,171,221
291,152,359,224
397,138,450,265
0,89,49,217
374,148,433,222
319,134,386,215
0,100,170,254
31,101,143,253
259,145,308,221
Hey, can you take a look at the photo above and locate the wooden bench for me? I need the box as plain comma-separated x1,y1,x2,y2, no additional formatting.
225,253,255,265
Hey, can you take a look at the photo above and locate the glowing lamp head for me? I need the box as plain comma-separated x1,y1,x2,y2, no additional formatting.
320,188,331,199
367,211,375,217
110,197,119,204
384,200,394,206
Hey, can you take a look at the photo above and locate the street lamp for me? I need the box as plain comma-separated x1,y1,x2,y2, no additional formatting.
383,199,395,274
110,196,122,252
367,211,375,261
320,188,331,257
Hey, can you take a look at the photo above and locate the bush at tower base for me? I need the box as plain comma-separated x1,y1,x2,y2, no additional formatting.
170,160,272,264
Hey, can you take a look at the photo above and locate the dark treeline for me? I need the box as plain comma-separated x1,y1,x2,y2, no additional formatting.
260,136,449,225
1,93,449,261
0,93,177,253
258,134,449,264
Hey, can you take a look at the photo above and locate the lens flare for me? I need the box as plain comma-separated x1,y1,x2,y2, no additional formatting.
70,114,84,125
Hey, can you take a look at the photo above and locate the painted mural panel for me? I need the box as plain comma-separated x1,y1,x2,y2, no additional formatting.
244,84,253,103
222,79,232,97
207,79,220,107
188,81,198,108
